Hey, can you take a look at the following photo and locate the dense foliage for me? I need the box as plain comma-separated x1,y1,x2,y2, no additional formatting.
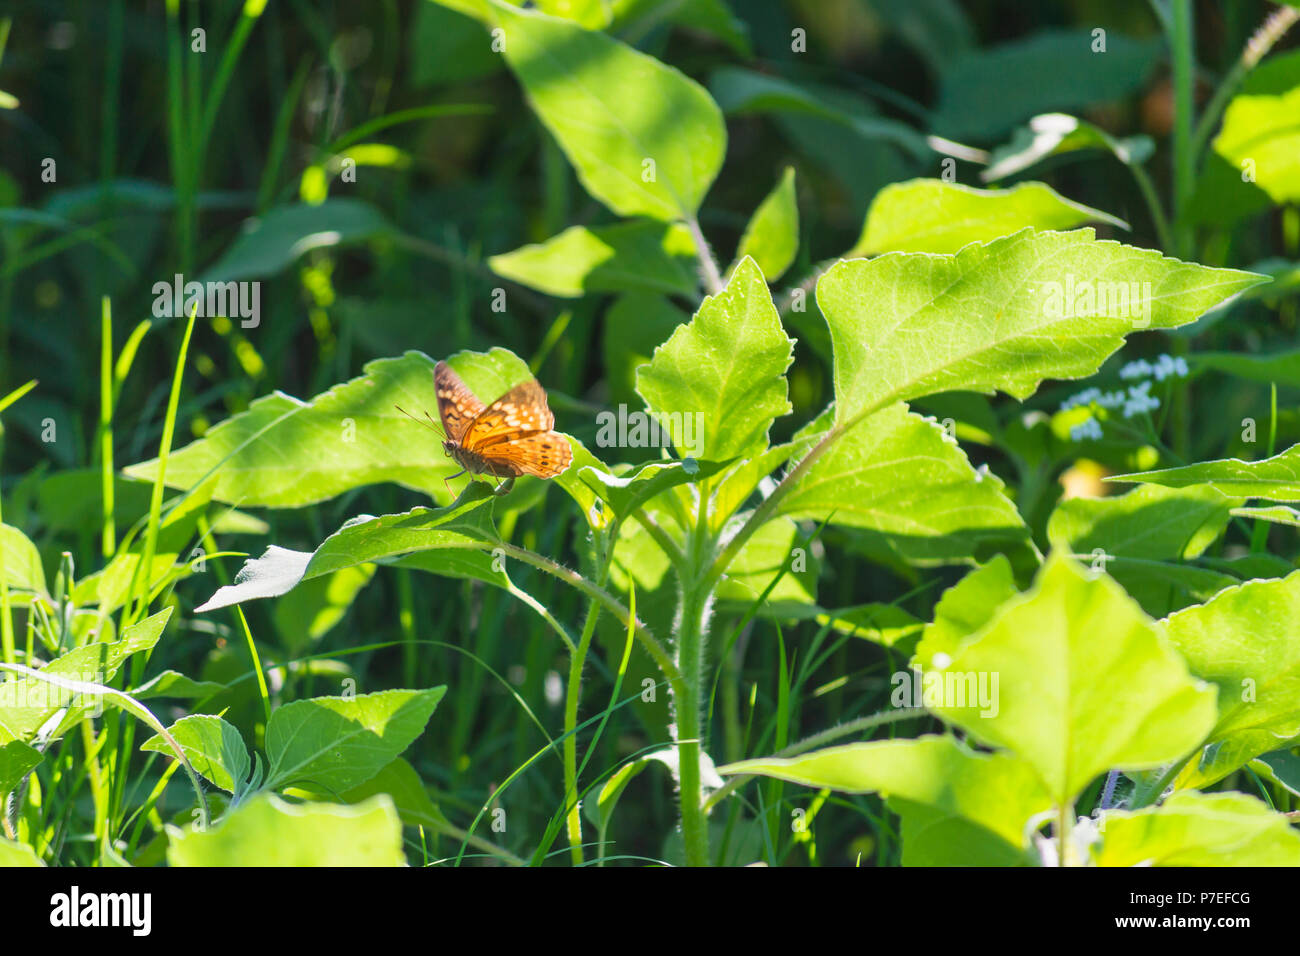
3,0,1300,867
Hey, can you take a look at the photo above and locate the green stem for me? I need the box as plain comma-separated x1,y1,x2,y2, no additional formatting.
1189,5,1300,166
563,532,610,866
685,216,724,296
1168,0,1196,259
1056,800,1074,867
674,482,715,866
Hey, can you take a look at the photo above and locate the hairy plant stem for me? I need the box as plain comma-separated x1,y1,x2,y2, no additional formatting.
686,216,725,296
673,482,715,866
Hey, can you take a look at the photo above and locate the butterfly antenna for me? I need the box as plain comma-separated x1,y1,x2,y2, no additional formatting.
394,404,447,440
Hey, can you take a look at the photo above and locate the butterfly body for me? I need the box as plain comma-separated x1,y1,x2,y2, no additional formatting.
432,360,573,483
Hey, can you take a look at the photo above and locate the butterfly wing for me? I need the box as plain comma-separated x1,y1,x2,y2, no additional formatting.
479,431,573,479
460,378,555,450
434,361,486,444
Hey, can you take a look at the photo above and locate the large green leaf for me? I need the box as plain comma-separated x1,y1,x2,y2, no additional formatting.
141,714,250,793
913,555,1019,668
263,687,446,792
0,740,41,794
636,257,793,462
1112,444,1300,501
488,220,699,298
719,734,1051,859
850,179,1126,257
200,199,394,282
0,523,45,597
1095,791,1300,866
776,402,1029,564
732,166,798,281
817,229,1266,429
1213,49,1300,204
707,67,930,159
0,608,172,742
491,1,724,220
196,492,499,613
1164,571,1300,788
927,553,1217,806
166,793,405,866
602,293,687,407
933,30,1162,140
126,349,538,507
0,837,43,866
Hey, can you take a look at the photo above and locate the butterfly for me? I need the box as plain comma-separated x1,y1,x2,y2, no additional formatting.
398,361,572,494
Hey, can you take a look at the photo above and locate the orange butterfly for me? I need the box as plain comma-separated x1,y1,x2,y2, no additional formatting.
399,361,572,494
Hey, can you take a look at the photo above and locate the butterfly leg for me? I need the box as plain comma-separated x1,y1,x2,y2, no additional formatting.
493,476,516,497
443,470,466,500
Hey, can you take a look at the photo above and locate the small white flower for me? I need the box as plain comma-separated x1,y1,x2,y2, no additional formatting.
1120,359,1153,380
1070,418,1103,441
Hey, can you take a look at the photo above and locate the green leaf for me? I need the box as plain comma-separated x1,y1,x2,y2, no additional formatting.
927,553,1217,806
166,793,405,866
732,166,798,282
141,714,250,793
1047,481,1237,557
578,457,730,522
719,734,1051,856
850,179,1126,257
492,1,725,220
1232,504,1300,527
776,403,1029,564
1213,50,1300,204
982,113,1153,182
129,670,226,701
1250,748,1300,797
196,493,498,613
708,67,930,159
584,756,650,831
717,516,818,610
263,687,446,792
1046,484,1245,615
636,257,793,462
411,1,503,86
272,564,377,654
1191,348,1300,385
817,229,1267,429
817,603,924,649
126,349,537,508
0,523,45,596
0,837,43,866
933,30,1162,140
0,608,172,742
913,555,1019,668
200,199,394,282
1112,443,1300,502
602,293,687,408
489,220,699,298
290,757,450,831
1164,571,1300,787
0,739,41,794
1095,791,1300,866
